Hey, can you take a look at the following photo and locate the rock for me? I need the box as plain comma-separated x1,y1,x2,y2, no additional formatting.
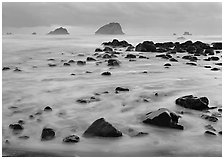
48,63,57,67
186,45,197,54
204,130,216,136
201,114,218,122
215,63,222,66
219,131,222,135
155,54,170,59
102,39,132,47
218,108,222,112
14,68,22,72
18,135,30,139
175,95,209,110
186,62,197,66
2,67,10,71
135,41,156,52
44,106,52,112
107,59,120,66
212,42,222,50
48,27,69,35
143,108,184,130
68,60,75,63
139,55,147,59
125,54,136,58
103,47,113,52
211,68,220,71
9,124,24,131
32,32,36,35
41,128,55,141
205,125,216,131
115,87,129,93
76,96,100,104
210,56,219,61
204,49,214,55
63,63,70,66
29,115,34,119
87,57,96,61
129,59,136,62
169,58,178,62
102,54,112,59
126,46,135,51
63,135,80,143
101,71,111,76
70,73,76,76
77,61,86,65
85,71,92,74
204,65,211,68
164,63,171,67
95,48,103,52
83,118,122,137
95,22,125,35
18,120,25,125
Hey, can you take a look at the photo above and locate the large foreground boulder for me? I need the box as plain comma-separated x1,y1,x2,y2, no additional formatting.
175,95,209,110
143,108,183,130
83,118,122,137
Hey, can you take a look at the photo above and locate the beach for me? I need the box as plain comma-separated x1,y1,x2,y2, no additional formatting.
2,34,222,157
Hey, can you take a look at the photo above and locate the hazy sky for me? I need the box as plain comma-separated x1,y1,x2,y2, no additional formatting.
2,2,222,35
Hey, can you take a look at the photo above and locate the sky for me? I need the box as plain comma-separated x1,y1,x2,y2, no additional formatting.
2,2,222,36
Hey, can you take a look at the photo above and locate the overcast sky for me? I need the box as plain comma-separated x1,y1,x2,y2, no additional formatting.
2,2,222,35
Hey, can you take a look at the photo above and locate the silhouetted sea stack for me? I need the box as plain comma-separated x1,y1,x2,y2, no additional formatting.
95,22,125,35
48,27,69,35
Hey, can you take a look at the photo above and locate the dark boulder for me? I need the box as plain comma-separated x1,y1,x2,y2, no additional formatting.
204,49,214,55
215,63,222,66
103,47,113,52
186,62,197,66
101,71,111,76
211,68,220,71
9,124,24,131
204,131,216,136
48,27,69,35
102,39,132,47
186,45,197,54
63,135,80,143
169,58,178,62
68,60,75,63
95,23,125,35
83,118,122,137
107,59,120,66
2,67,10,71
125,54,136,58
143,108,184,130
44,106,52,112
48,63,57,67
41,128,55,141
63,63,70,66
115,87,129,93
212,42,222,50
201,114,218,122
204,65,212,68
175,95,209,110
95,48,103,52
164,63,171,67
77,61,86,65
210,56,219,61
14,68,22,72
135,41,156,52
102,54,112,59
87,57,96,61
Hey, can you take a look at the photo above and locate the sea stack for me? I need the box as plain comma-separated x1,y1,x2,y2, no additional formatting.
48,27,69,35
95,22,125,35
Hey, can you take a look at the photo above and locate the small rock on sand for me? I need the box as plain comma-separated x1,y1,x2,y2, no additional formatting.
41,128,55,141
44,106,52,112
101,71,111,76
204,130,216,136
63,135,80,143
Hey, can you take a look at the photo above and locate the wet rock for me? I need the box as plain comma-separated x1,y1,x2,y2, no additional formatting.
102,54,112,59
219,131,222,135
212,42,222,50
205,125,216,131
63,63,70,66
211,68,220,71
201,114,218,122
204,130,216,136
68,60,75,63
2,67,10,71
63,135,80,143
210,56,219,61
95,48,103,52
77,61,86,65
215,63,222,66
18,135,30,139
103,47,113,52
83,118,122,137
169,58,178,62
164,63,171,67
44,106,52,112
115,87,129,93
14,68,22,72
101,71,111,76
175,95,209,110
186,62,197,66
125,54,136,58
218,108,222,112
87,57,96,61
107,59,120,66
134,132,149,137
143,108,184,130
204,65,211,68
139,55,147,59
41,128,55,141
18,120,25,125
135,41,156,52
186,45,197,54
9,123,24,131
48,63,57,67
204,49,214,55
